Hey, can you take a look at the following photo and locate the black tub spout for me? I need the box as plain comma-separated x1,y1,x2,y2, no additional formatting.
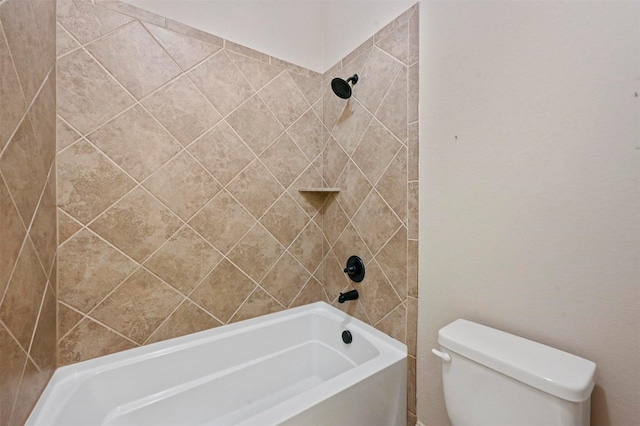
338,290,359,303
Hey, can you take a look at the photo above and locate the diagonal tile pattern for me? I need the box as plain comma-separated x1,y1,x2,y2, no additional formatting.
54,6,419,421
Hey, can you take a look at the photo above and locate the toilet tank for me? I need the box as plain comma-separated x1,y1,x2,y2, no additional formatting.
435,319,596,426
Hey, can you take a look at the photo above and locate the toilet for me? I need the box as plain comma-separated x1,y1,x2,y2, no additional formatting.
433,319,596,426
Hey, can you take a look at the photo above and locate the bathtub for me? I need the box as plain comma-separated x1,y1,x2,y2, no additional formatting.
27,302,407,426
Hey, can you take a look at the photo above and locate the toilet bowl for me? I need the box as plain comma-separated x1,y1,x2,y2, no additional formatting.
433,319,596,426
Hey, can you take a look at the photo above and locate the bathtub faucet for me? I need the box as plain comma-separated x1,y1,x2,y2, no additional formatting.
338,290,359,303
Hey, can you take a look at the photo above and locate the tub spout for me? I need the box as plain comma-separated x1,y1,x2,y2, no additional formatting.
338,290,359,303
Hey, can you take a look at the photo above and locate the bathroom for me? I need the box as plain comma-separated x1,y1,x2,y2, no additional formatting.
0,0,637,425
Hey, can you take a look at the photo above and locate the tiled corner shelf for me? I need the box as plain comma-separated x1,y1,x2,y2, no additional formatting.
297,188,341,193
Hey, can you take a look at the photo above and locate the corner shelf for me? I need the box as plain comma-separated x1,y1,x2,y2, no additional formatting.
297,188,341,193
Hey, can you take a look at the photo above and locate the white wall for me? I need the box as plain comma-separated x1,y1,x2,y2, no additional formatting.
417,1,640,425
122,0,414,73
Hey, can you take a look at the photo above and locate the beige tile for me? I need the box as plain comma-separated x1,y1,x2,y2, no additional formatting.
143,22,221,71
376,147,408,223
9,356,50,426
408,7,419,65
0,175,26,298
57,49,134,135
0,0,48,103
56,23,80,58
355,48,403,115
376,226,408,298
28,74,56,171
230,287,283,323
227,50,282,90
95,0,165,27
288,220,323,274
58,229,137,313
322,80,347,132
143,226,222,294
339,48,372,101
373,4,415,41
30,0,56,66
260,253,310,307
375,303,406,344
146,300,222,344
287,164,326,216
58,317,136,365
287,108,323,161
227,224,284,282
260,193,309,248
407,297,418,357
322,136,349,187
56,116,81,152
260,132,309,188
188,51,255,116
334,160,373,219
0,239,47,349
188,121,255,186
56,0,133,45
0,116,49,225
226,41,270,63
408,63,419,123
375,23,408,64
226,95,284,155
57,139,136,224
358,261,402,324
290,277,327,307
29,285,56,373
259,72,310,128
142,75,222,146
88,105,181,181
408,239,418,298
331,100,373,155
332,224,373,270
352,120,402,185
321,195,348,246
89,187,183,263
289,72,322,106
270,57,308,77
86,21,181,99
57,209,81,244
57,302,84,339
321,252,351,303
408,181,418,240
226,159,283,218
143,151,221,221
331,298,370,324
190,259,256,323
407,355,417,413
352,190,402,255
165,19,223,46
91,268,183,344
408,122,419,181
0,325,27,426
29,174,56,274
0,20,26,151
376,67,407,142
188,190,255,254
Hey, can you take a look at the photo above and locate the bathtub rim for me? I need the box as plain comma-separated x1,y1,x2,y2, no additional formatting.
29,301,407,425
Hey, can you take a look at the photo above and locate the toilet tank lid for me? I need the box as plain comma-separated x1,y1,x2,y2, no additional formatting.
438,319,596,402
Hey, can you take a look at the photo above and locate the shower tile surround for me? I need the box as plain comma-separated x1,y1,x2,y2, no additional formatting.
0,0,57,423
51,0,417,422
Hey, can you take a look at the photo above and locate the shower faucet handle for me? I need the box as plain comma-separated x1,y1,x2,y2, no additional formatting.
343,255,365,282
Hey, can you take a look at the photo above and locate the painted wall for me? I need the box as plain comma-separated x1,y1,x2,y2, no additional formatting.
417,1,640,425
121,0,414,73
0,0,58,423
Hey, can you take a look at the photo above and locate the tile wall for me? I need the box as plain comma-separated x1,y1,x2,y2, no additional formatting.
322,5,419,422
0,0,58,424
54,0,418,422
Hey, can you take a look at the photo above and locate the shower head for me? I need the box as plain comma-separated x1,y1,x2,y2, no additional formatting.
331,74,359,99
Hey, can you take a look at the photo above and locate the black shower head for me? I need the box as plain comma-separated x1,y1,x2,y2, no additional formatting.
331,74,358,99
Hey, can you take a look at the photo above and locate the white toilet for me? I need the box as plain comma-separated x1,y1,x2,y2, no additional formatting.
433,319,596,426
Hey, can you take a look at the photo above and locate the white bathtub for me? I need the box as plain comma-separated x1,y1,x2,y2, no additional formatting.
27,302,407,426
